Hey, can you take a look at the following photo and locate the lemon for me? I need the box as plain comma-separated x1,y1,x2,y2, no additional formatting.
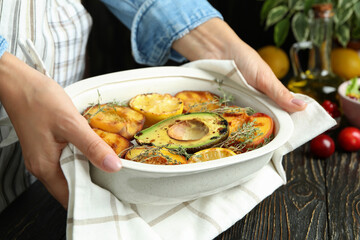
188,148,236,163
258,45,290,79
129,93,183,127
331,48,360,80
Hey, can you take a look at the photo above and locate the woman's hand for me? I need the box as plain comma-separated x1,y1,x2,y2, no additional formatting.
0,52,122,208
172,18,307,113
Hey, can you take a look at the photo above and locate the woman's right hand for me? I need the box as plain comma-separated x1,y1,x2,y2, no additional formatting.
172,18,307,113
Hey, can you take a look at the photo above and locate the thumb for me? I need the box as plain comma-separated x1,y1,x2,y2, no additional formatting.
67,118,122,172
256,73,307,113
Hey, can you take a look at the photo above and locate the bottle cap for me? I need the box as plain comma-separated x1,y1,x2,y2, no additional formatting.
312,3,334,18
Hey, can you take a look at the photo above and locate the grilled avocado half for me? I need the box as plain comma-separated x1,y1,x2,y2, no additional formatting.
134,112,229,153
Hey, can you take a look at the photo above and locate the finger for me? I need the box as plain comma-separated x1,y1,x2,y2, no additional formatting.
41,166,69,209
256,71,307,113
65,116,122,172
29,157,69,209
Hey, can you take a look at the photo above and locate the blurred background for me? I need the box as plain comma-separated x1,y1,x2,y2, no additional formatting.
82,0,295,81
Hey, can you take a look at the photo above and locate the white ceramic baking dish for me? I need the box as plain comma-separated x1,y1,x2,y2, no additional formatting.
65,66,294,205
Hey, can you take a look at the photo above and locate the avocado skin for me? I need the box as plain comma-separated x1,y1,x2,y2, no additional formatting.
134,112,229,153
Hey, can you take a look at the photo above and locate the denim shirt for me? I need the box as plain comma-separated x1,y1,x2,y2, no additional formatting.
100,0,223,66
0,36,7,58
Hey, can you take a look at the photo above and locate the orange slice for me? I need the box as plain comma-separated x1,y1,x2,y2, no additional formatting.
188,147,236,163
129,93,183,127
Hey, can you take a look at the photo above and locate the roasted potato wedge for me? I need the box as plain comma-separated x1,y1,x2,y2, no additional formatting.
175,90,220,113
125,146,187,165
129,93,183,127
83,104,145,140
93,128,133,157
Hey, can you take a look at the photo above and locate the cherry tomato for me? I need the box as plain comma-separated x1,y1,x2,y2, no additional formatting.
331,108,341,118
337,127,360,152
310,134,335,158
321,100,340,118
321,100,335,113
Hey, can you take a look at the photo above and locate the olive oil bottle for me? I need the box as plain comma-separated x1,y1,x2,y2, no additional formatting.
287,3,344,104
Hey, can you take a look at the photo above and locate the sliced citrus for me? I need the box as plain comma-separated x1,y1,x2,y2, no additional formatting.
129,93,183,127
188,147,236,163
125,146,187,165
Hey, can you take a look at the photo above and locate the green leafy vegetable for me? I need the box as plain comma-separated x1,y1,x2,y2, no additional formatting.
346,77,360,101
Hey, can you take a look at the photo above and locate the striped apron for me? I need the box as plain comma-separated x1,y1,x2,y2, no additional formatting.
0,0,92,212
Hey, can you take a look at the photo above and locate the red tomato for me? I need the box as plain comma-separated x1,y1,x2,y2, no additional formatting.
310,134,335,158
337,127,360,152
321,100,335,113
321,100,341,118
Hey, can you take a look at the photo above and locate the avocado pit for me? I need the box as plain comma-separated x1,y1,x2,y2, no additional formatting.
167,119,209,141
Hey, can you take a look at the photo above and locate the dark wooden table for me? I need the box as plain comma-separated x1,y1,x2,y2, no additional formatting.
1,125,359,240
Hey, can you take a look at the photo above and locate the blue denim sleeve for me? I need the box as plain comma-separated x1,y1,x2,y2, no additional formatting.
100,0,223,66
0,36,8,59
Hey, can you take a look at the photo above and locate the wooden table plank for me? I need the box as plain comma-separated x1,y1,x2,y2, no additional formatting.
215,144,328,240
326,150,360,239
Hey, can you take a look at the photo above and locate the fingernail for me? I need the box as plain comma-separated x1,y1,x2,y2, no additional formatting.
291,98,306,107
103,154,122,172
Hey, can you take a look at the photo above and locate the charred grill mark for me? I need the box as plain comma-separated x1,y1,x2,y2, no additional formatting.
223,112,244,117
219,119,228,126
218,127,228,135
